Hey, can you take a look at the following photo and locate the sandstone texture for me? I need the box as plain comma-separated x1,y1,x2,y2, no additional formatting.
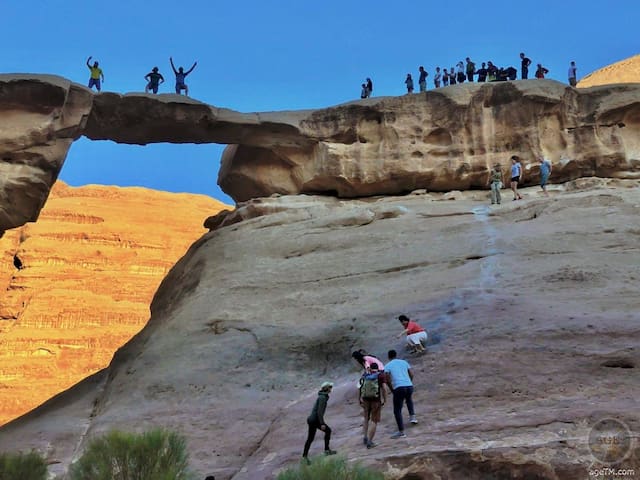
0,181,227,426
2,74,640,236
578,54,640,88
1,181,638,479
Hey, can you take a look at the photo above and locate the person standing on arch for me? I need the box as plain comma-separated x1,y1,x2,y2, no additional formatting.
405,73,414,93
418,66,429,92
144,67,165,94
535,63,549,79
170,57,197,96
86,56,104,91
520,52,532,79
366,77,373,97
465,57,476,82
568,61,578,87
434,67,442,88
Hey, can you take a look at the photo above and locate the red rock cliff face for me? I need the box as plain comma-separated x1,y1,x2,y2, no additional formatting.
0,181,228,425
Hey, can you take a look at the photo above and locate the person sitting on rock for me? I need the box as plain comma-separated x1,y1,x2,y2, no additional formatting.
170,57,197,96
144,67,165,94
397,315,427,353
352,349,385,372
302,381,336,463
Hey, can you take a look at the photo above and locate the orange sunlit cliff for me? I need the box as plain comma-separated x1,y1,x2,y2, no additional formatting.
0,182,228,425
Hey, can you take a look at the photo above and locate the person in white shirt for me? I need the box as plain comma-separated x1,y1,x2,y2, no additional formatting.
434,67,442,88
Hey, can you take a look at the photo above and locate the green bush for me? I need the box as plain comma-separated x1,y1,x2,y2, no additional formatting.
69,428,194,480
0,451,48,480
277,455,384,480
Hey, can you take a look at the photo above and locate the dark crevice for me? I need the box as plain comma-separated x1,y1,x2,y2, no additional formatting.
601,359,635,369
13,254,23,270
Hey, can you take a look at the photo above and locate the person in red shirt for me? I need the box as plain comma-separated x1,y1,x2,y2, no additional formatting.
397,315,427,353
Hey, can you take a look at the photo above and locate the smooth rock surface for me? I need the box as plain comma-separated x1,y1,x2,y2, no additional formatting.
1,181,638,479
578,54,640,87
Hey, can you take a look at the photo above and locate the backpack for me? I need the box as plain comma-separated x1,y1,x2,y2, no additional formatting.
359,373,380,399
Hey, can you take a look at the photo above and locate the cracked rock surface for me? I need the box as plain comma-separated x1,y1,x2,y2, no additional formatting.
2,75,640,235
1,180,638,479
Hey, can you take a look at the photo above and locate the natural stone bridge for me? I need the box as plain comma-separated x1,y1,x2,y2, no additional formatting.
1,74,639,235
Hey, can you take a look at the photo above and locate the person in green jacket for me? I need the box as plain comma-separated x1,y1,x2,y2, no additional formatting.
302,381,337,463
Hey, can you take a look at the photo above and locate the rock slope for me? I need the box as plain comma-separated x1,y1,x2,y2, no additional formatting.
0,181,227,425
578,54,640,87
1,181,637,479
2,75,640,235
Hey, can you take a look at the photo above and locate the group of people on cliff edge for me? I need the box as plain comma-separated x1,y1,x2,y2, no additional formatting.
85,55,197,96
302,315,428,462
362,53,577,98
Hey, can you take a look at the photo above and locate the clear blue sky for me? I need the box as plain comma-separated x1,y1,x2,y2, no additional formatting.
3,1,638,204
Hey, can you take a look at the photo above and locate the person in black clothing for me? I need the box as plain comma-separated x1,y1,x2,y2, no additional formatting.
505,66,517,81
535,64,549,79
144,67,165,94
476,62,488,82
449,67,457,85
366,77,373,97
302,382,337,463
520,52,532,79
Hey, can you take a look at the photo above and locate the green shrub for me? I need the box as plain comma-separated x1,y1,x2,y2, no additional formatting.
69,428,194,480
277,455,384,480
0,451,48,480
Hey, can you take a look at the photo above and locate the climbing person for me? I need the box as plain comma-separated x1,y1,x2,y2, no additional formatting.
144,67,165,94
538,156,552,196
418,66,429,92
520,52,532,79
352,350,385,372
568,61,577,87
86,56,104,91
510,155,524,200
434,67,442,88
442,68,449,87
405,73,414,93
487,163,505,205
358,362,387,449
456,61,466,84
535,63,549,79
397,314,427,353
476,62,488,82
302,381,336,463
466,57,476,82
386,349,417,438
365,77,373,98
360,83,368,99
170,57,197,96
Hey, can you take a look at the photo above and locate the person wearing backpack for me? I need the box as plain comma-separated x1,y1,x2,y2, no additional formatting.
466,57,476,82
358,362,387,449
302,381,337,463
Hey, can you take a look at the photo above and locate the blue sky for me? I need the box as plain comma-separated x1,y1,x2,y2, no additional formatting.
3,1,638,204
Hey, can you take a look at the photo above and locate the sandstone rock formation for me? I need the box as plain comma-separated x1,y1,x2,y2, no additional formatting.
578,54,640,88
0,181,227,426
2,75,640,236
1,181,638,479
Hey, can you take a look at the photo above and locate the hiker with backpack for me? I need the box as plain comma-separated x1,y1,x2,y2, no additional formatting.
397,314,427,353
466,57,476,82
302,381,337,463
352,350,385,372
358,362,387,449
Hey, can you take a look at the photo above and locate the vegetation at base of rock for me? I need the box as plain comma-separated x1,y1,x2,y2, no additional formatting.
277,455,384,480
0,451,48,480
68,428,195,480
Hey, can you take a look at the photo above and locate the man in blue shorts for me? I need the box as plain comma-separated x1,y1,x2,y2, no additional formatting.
86,56,104,91
170,57,198,96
